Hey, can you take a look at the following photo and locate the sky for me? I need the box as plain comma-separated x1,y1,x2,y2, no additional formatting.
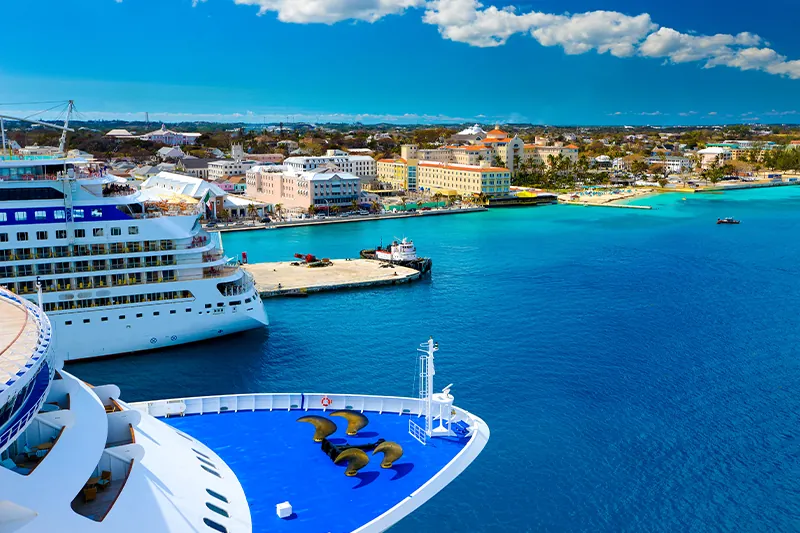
1,0,799,125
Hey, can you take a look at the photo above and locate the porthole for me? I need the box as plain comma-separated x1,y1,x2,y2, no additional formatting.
197,456,216,469
206,502,230,518
193,448,210,459
201,465,221,478
203,518,227,533
206,488,228,503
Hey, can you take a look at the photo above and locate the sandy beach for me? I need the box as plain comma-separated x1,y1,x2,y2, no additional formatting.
558,188,658,205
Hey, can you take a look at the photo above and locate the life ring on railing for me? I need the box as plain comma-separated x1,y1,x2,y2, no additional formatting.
321,396,332,407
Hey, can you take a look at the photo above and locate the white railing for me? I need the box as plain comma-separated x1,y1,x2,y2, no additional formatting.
131,392,477,429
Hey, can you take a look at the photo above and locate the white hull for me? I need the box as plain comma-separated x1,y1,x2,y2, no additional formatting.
47,280,268,361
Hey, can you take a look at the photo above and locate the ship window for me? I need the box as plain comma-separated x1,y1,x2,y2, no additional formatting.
136,313,142,318
111,227,121,236
201,465,221,478
16,232,28,241
75,229,85,238
153,311,159,316
244,298,251,303
205,488,228,503
197,456,216,468
74,209,84,219
205,502,229,518
0,213,5,222
0,233,7,242
35,210,46,220
128,226,139,235
91,209,102,218
36,231,48,240
119,315,126,320
56,230,67,239
93,228,103,237
202,518,227,533
194,448,210,459
217,302,224,308
186,308,192,312
170,310,176,314
101,317,108,322
54,210,65,220
83,319,90,324
15,212,26,221
229,301,241,306
65,320,72,326
205,303,212,309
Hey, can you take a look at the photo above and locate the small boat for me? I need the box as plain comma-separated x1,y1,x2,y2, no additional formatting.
361,237,432,274
717,217,740,225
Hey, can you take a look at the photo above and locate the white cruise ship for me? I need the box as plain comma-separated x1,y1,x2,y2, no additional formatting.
0,289,489,532
0,156,268,361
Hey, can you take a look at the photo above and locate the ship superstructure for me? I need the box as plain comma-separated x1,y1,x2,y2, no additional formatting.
0,157,267,360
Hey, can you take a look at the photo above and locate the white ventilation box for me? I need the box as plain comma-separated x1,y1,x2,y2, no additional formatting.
276,501,293,519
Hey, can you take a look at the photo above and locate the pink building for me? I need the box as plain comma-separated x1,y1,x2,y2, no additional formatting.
248,154,285,164
247,166,361,212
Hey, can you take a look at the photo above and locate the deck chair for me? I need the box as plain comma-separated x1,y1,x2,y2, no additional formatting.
83,487,97,503
98,470,111,489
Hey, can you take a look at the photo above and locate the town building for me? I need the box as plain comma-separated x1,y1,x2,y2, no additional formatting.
141,172,266,219
208,159,258,181
18,145,60,157
105,128,136,139
645,155,692,173
139,124,202,146
283,150,377,185
522,142,579,167
417,161,510,196
176,158,219,180
246,153,285,164
157,146,186,160
697,147,732,169
227,176,247,194
376,158,417,191
246,166,362,214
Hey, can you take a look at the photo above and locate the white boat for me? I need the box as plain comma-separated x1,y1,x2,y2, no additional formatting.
360,238,432,273
0,289,489,532
0,156,268,361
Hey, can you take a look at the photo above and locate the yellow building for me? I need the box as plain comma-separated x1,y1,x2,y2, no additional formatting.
523,143,579,167
417,161,510,196
376,158,418,190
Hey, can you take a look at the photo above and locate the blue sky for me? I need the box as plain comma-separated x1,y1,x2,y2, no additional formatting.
1,0,799,125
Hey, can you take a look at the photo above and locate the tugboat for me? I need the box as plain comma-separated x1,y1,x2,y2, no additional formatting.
361,237,432,274
717,217,741,225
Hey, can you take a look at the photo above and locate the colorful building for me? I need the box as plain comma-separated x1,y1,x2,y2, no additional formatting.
246,166,362,213
417,161,510,196
376,158,417,191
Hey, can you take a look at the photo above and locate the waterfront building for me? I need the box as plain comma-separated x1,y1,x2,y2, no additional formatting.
523,142,580,168
139,124,202,146
417,161,510,196
479,127,525,173
377,158,417,191
283,150,377,185
645,155,693,173
706,140,777,161
246,166,361,213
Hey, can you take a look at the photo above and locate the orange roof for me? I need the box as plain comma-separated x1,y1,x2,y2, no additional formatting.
565,144,579,149
419,162,508,173
486,128,507,138
791,140,800,144
377,158,406,163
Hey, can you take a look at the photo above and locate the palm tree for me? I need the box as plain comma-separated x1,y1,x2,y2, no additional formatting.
475,192,489,205
399,196,407,211
274,203,284,221
308,204,317,216
370,200,382,213
351,198,359,212
246,203,258,222
330,205,340,215
432,192,443,206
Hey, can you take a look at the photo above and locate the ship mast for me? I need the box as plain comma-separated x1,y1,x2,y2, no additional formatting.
58,100,74,155
0,100,76,156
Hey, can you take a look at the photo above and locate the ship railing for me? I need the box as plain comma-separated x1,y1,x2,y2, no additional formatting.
132,392,478,429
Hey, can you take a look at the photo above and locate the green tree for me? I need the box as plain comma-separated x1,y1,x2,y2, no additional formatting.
274,203,284,221
246,203,258,222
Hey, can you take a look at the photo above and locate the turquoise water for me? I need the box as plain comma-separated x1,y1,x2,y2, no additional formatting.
72,186,800,531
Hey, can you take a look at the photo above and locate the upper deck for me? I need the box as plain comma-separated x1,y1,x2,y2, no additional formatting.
135,393,489,533
0,290,50,393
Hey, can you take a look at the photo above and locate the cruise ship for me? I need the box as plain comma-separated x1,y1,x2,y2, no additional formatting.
0,288,490,532
0,156,268,361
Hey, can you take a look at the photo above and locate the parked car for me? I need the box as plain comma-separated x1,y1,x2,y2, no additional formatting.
260,216,271,223
357,210,369,216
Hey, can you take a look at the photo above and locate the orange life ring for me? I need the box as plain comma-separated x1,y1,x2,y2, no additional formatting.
321,396,332,407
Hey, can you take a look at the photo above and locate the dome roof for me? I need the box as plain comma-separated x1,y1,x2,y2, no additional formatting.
486,125,507,139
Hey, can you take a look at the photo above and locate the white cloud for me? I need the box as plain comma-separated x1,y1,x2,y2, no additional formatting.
708,111,718,115
232,0,423,23
224,0,800,80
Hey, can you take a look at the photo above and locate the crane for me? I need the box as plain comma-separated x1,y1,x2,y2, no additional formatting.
0,100,75,156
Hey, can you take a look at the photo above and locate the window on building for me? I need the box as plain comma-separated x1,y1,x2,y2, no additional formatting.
56,230,67,239
93,228,104,237
0,213,6,222
0,233,7,243
15,212,26,221
36,231,48,240
75,229,86,238
16,232,28,242
128,226,139,235
111,227,121,236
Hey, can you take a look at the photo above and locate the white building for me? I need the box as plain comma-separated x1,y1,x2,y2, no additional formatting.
283,150,377,185
140,124,202,146
208,159,258,181
157,146,186,160
645,155,692,173
697,147,732,169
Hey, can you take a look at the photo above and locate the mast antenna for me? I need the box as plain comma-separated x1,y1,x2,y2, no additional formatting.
58,100,74,155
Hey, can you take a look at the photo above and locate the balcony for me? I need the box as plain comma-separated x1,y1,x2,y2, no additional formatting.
71,453,133,522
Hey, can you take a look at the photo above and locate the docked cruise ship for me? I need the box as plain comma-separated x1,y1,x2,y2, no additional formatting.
0,156,268,361
0,289,489,532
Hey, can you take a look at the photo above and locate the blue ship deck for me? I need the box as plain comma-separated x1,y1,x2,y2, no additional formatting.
163,409,469,533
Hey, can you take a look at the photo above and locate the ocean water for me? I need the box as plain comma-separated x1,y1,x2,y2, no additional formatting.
71,187,800,532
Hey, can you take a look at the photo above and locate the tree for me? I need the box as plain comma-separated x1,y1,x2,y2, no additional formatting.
330,205,340,215
657,177,669,188
246,203,258,222
217,208,230,222
630,159,649,182
399,196,407,211
351,198,359,212
308,204,317,216
274,203,284,221
475,192,489,205
370,200,382,213
492,155,504,168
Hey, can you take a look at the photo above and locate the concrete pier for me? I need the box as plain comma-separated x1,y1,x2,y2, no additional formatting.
243,259,422,298
560,201,652,210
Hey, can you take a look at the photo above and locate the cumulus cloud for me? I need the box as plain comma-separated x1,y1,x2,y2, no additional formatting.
226,0,800,80
232,0,423,23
